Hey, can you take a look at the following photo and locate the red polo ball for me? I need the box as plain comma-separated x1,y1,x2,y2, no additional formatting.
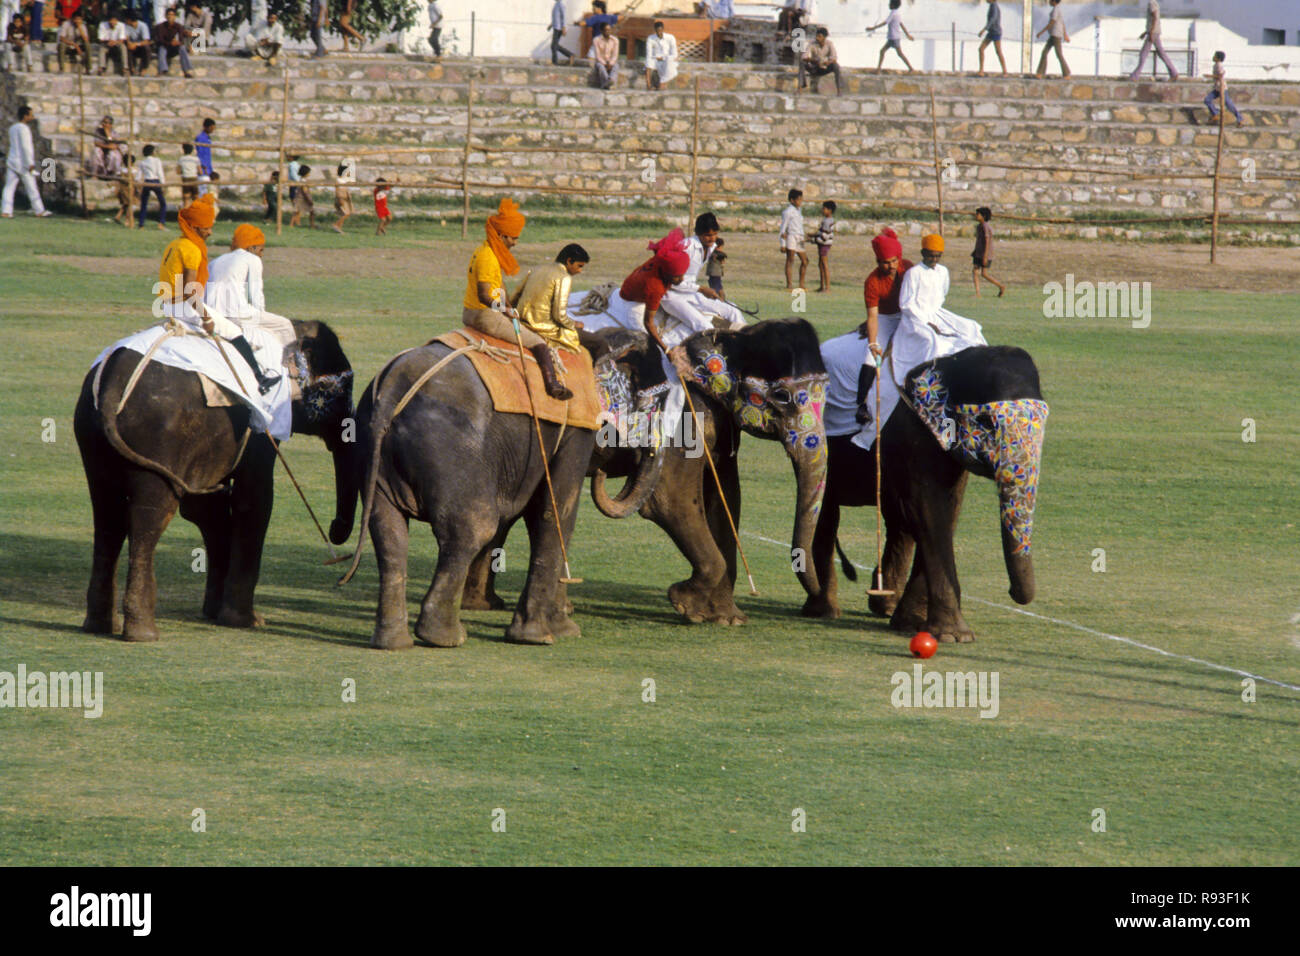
910,631,938,659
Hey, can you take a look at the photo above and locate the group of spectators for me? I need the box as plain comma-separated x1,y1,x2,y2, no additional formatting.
0,1,214,76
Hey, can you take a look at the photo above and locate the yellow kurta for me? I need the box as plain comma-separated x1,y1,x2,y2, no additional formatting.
463,241,505,311
515,262,580,352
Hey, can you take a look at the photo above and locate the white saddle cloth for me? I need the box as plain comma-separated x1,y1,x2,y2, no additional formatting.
90,323,292,441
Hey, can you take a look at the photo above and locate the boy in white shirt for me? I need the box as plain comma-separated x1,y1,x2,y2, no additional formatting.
869,0,914,73
97,14,128,76
779,187,806,292
177,142,200,203
135,143,166,229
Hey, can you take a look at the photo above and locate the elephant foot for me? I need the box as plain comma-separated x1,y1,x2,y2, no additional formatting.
214,607,265,629
371,621,414,650
668,581,747,626
546,611,581,640
414,609,467,648
505,618,555,646
460,591,506,612
82,611,119,634
800,596,842,619
889,606,927,634
934,626,975,644
121,618,160,643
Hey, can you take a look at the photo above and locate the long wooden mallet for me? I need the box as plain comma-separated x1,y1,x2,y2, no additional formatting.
206,330,347,566
867,350,893,597
646,321,758,596
511,317,582,585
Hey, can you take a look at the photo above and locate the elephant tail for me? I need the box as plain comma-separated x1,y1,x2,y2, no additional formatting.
834,537,858,582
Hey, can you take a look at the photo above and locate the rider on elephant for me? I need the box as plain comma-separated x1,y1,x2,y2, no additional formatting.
510,243,592,400
462,198,571,401
203,224,297,361
158,195,281,394
887,233,986,389
662,212,747,336
852,227,911,425
619,228,692,373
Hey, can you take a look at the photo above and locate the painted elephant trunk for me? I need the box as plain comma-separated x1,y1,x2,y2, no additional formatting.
328,429,358,546
591,449,666,519
789,445,827,598
990,399,1048,606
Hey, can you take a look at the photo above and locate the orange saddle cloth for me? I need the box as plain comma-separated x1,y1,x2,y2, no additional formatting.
431,327,600,431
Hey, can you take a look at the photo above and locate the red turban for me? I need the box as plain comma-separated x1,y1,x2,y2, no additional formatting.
648,227,689,280
871,227,902,262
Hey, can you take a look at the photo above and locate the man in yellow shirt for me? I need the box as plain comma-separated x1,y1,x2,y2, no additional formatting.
158,195,281,393
462,198,571,400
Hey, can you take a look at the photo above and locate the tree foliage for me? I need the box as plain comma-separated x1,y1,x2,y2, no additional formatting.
202,0,419,42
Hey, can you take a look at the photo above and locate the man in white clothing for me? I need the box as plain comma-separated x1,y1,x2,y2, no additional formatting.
245,11,284,62
204,224,297,350
888,233,985,387
98,13,128,75
644,20,678,89
661,211,746,347
3,106,50,218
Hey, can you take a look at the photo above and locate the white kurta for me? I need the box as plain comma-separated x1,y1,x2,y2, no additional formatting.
3,121,45,217
820,318,899,439
646,33,679,84
205,248,296,349
662,235,745,340
889,262,985,386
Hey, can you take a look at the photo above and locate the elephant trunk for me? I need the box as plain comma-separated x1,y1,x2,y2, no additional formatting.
591,449,666,519
328,427,358,546
788,442,828,599
992,399,1047,606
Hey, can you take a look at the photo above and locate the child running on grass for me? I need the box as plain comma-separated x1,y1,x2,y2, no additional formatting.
811,199,836,292
374,178,392,235
333,162,353,234
290,164,315,228
971,206,1005,297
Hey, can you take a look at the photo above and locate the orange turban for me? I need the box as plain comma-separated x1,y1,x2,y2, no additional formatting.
233,224,265,250
485,198,526,276
177,194,218,286
921,234,945,253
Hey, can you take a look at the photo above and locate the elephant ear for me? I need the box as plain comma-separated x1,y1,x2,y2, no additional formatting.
290,320,354,430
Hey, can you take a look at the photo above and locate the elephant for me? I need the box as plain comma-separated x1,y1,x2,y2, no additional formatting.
802,345,1047,643
73,320,357,642
340,335,609,649
463,318,831,625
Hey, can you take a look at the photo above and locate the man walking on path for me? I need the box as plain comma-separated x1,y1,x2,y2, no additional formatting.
977,0,1006,76
3,106,51,218
1128,0,1178,81
1035,0,1070,78
550,0,573,65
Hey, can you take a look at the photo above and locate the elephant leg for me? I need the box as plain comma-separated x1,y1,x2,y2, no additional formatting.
83,472,129,634
462,522,509,611
415,507,497,648
370,491,413,650
506,465,582,646
700,448,747,625
644,453,733,625
889,545,929,634
180,491,234,621
214,441,275,629
868,526,915,618
121,471,181,642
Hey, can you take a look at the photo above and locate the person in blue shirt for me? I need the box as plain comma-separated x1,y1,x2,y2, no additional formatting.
574,0,617,57
550,0,574,65
194,117,215,196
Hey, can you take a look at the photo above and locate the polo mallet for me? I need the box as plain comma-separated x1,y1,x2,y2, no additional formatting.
207,330,347,566
866,350,893,597
646,321,758,596
724,298,760,318
511,317,582,585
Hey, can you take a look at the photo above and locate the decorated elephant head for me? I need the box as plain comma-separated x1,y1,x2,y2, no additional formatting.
906,346,1047,606
682,318,830,599
286,320,357,546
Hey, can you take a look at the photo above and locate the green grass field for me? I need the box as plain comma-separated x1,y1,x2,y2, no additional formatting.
1,218,1297,865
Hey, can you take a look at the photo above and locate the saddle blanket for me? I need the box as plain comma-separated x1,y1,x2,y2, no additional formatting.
90,322,292,441
431,327,601,431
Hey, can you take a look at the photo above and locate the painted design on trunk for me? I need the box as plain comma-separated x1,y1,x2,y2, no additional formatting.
595,362,670,449
952,400,1048,556
287,344,354,426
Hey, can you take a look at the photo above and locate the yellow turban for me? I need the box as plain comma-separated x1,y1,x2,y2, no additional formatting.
233,224,266,249
176,194,218,286
485,198,525,276
921,234,945,253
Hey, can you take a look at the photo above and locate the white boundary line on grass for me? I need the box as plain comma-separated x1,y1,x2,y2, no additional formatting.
743,531,1300,694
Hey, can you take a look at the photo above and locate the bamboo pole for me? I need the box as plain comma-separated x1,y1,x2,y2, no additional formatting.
688,74,700,227
929,83,943,235
125,71,135,229
77,66,87,218
277,64,289,235
461,74,474,239
1210,72,1227,264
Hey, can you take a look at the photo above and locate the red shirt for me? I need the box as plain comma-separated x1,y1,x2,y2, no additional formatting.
373,186,390,218
863,258,913,314
619,259,670,322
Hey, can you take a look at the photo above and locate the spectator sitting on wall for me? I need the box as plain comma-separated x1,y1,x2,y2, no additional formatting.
645,20,677,90
3,13,33,72
575,0,617,57
245,10,283,64
97,10,128,75
57,11,92,73
183,2,210,51
590,21,618,90
154,5,193,75
799,26,842,95
123,11,151,74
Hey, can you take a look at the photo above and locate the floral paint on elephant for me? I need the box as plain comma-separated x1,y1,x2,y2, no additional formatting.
595,362,670,450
